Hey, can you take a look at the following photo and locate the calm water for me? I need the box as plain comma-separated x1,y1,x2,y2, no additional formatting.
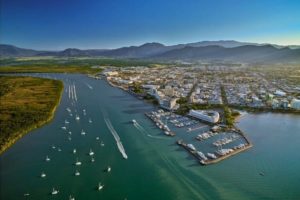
1,74,300,200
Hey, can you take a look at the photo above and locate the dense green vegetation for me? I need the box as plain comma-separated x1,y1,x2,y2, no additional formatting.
0,56,164,68
0,65,102,74
0,76,63,154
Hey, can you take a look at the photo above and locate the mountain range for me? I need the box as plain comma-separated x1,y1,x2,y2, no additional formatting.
1,40,300,64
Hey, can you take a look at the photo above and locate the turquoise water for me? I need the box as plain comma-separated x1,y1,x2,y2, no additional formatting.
1,74,300,200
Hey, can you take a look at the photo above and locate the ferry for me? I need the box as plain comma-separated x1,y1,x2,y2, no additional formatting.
75,170,80,176
45,156,50,162
75,158,82,166
97,182,104,191
40,172,46,178
51,188,59,195
89,149,94,156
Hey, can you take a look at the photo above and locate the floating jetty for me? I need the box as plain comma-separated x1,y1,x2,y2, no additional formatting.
177,131,252,165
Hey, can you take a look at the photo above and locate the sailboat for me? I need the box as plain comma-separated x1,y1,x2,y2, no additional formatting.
97,182,104,190
75,158,82,166
51,188,59,195
40,172,46,178
75,170,80,176
45,156,50,162
89,149,94,156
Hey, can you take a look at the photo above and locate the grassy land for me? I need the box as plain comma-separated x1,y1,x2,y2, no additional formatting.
0,66,102,74
0,76,63,154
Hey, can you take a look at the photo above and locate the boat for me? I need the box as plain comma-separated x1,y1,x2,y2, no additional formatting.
187,144,196,151
68,131,72,135
207,153,217,159
51,145,56,149
106,166,111,172
23,193,30,196
65,120,70,124
89,149,94,156
75,158,82,166
61,126,67,130
73,149,76,154
69,195,75,200
75,115,80,121
81,130,86,135
96,137,100,140
91,157,95,162
58,148,62,152
66,108,71,112
75,170,80,176
46,156,50,162
100,141,105,147
40,172,46,178
97,182,104,190
132,119,137,124
259,171,265,176
89,118,92,123
51,188,59,195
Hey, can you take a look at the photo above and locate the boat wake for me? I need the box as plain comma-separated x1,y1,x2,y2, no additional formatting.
133,120,166,140
104,117,128,159
85,83,93,90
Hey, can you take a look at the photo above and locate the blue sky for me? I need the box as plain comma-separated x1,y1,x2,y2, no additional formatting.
1,0,300,50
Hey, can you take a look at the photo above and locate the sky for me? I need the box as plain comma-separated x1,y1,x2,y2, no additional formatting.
1,0,300,50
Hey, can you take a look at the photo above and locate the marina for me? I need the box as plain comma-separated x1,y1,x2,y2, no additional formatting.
1,74,300,200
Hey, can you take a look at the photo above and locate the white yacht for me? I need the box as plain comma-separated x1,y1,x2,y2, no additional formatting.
45,156,50,162
51,188,59,195
75,170,80,176
89,149,94,156
97,182,104,191
40,172,46,178
75,158,82,166
81,130,86,135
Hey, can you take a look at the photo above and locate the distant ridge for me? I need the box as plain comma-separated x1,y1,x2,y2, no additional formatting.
1,41,300,64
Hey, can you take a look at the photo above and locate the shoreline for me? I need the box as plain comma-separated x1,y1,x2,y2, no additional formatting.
0,78,64,155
